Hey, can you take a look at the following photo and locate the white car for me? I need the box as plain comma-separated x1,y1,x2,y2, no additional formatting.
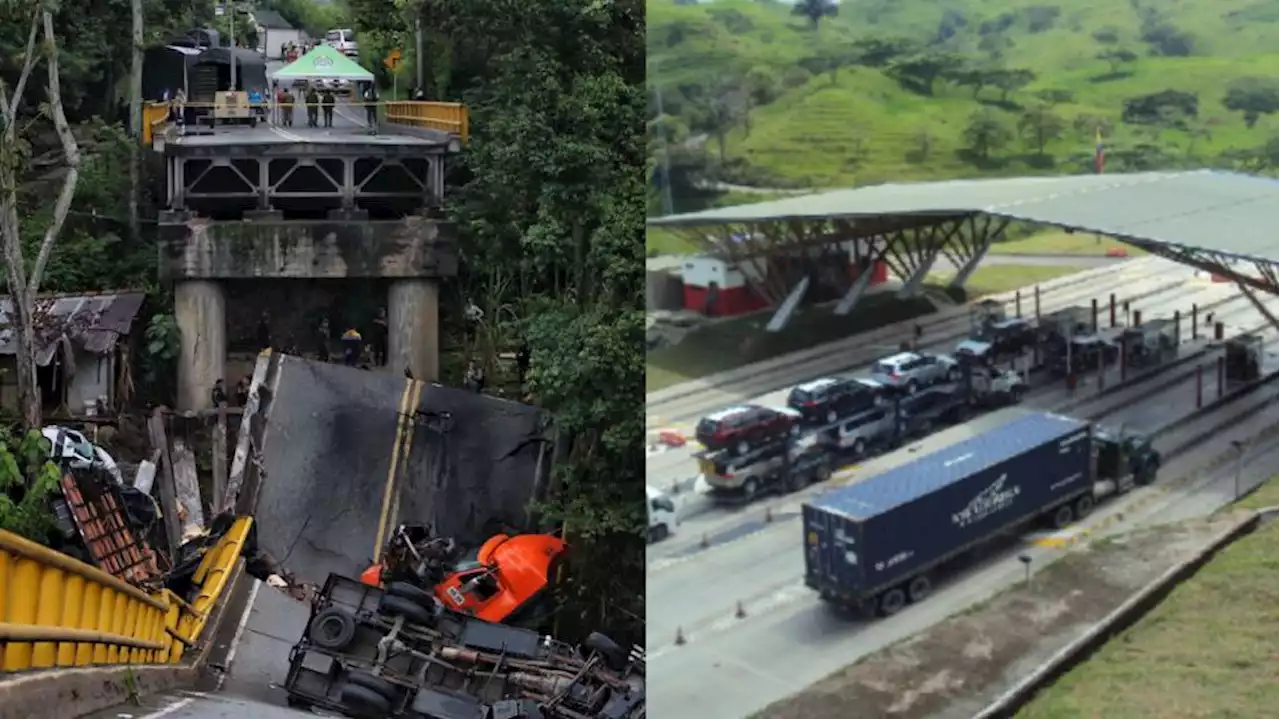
647,485,678,543
42,425,122,484
870,351,960,394
324,28,359,58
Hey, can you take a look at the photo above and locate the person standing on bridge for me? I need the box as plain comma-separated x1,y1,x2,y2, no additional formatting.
362,83,379,132
280,87,295,127
320,90,336,128
304,85,320,128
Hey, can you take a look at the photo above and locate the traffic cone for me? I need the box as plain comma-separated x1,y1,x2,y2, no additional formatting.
700,533,709,549
764,507,773,523
735,601,746,619
675,627,686,645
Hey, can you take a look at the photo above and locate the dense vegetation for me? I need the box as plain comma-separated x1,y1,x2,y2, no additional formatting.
648,0,1279,205
1,0,645,647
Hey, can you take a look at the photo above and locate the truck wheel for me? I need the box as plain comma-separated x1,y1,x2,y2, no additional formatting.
387,581,437,611
648,524,669,542
906,575,932,604
785,470,807,493
339,683,391,716
378,595,434,626
877,588,907,617
852,438,866,457
1051,504,1075,529
742,477,760,501
308,607,356,651
1011,386,1025,403
1074,494,1095,519
346,670,399,700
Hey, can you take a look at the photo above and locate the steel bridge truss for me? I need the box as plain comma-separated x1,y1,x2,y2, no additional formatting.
165,154,445,219
672,213,1009,329
1119,238,1279,326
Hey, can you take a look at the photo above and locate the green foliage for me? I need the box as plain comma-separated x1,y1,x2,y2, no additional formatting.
0,427,61,544
1221,77,1279,127
647,0,1280,189
263,0,352,37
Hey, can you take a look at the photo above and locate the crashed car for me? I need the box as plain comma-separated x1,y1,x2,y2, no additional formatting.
42,425,123,484
286,573,644,719
361,524,567,626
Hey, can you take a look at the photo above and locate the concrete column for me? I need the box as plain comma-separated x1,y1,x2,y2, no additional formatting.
175,280,227,412
388,279,439,382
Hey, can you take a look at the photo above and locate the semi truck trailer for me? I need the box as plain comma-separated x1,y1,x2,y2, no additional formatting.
802,407,1159,617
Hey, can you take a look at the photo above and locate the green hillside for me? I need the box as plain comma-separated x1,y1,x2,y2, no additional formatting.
648,0,1279,191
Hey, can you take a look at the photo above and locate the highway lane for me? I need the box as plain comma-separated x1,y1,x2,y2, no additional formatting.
649,272,1254,538
646,382,1279,719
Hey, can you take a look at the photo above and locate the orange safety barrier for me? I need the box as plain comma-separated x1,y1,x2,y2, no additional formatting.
384,101,469,143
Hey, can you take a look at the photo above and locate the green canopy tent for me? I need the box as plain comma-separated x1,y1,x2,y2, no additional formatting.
269,44,374,83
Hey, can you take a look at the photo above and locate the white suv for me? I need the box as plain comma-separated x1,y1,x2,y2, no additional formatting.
325,28,359,58
870,351,959,394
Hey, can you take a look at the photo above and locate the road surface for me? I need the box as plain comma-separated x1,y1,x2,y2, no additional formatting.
644,258,1277,718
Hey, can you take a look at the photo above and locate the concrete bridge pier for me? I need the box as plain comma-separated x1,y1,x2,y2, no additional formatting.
388,279,440,382
175,280,227,412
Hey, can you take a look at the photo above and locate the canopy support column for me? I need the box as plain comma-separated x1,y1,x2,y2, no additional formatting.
766,276,810,333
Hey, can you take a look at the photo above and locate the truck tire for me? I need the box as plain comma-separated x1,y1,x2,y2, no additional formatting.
877,588,907,617
1074,494,1095,519
378,595,434,626
1051,504,1075,529
339,683,391,716
1011,386,1024,403
387,581,437,611
648,523,669,542
308,608,356,651
584,631,628,670
785,470,807,493
742,477,760,501
906,575,932,604
346,670,399,700
852,438,866,457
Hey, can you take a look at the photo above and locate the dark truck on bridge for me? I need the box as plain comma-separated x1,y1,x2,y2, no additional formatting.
802,407,1160,617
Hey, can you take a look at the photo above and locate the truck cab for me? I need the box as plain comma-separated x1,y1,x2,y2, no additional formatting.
647,486,678,543
1093,425,1160,492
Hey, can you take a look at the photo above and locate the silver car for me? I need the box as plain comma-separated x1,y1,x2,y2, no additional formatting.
870,351,959,393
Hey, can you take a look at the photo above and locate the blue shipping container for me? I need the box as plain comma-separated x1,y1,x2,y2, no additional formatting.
803,409,1091,600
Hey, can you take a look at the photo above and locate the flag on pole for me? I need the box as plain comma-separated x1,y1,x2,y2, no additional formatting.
1094,128,1105,174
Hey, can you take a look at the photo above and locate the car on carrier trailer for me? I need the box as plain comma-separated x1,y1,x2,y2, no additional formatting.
802,407,1159,617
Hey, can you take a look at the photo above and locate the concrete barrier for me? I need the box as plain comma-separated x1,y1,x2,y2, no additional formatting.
974,509,1265,719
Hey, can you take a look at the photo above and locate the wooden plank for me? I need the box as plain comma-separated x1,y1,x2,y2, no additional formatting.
146,409,181,555
211,407,228,519
170,438,205,540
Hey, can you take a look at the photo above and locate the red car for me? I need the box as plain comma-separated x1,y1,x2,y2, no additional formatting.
695,404,801,453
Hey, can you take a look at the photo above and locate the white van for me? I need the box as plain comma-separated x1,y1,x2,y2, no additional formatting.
325,28,359,58
647,485,678,543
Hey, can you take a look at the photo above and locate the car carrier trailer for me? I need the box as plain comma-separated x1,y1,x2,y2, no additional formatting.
802,407,1159,617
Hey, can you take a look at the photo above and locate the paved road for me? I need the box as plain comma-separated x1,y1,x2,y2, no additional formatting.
647,262,1253,530
644,259,1276,718
645,380,1279,719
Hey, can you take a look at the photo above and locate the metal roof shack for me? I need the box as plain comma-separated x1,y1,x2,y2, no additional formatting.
0,291,146,366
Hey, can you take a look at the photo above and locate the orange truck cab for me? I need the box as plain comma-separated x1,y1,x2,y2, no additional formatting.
434,533,566,623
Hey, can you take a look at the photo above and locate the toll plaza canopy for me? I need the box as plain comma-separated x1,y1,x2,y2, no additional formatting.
650,170,1279,295
270,43,374,82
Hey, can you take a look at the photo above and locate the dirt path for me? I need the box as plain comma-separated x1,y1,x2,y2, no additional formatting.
752,513,1253,719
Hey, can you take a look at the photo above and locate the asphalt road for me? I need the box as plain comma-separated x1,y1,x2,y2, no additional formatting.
645,380,1279,719
647,262,1252,527
644,258,1277,719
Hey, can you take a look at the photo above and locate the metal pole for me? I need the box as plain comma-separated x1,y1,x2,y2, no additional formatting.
230,7,238,90
1091,298,1098,334
415,16,425,92
1217,355,1225,397
1195,364,1202,408
1034,285,1041,320
1109,293,1116,327
1015,290,1021,317
1192,303,1198,339
1232,441,1244,500
652,63,675,217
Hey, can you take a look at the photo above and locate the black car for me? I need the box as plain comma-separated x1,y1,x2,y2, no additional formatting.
956,318,1037,365
1050,335,1119,375
786,376,885,425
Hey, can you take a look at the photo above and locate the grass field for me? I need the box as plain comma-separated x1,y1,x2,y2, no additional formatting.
1015,475,1280,719
988,231,1147,256
928,263,1088,298
649,0,1279,188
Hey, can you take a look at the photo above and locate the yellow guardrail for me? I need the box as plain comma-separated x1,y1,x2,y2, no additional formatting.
142,100,469,144
0,516,254,672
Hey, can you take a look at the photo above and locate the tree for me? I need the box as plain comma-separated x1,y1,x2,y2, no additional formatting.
0,7,82,431
1221,78,1279,128
963,109,1012,160
991,68,1036,101
791,0,837,29
1018,103,1065,155
886,53,959,95
850,37,914,68
1122,89,1198,127
740,66,779,136
1096,48,1138,74
1092,27,1119,45
1035,88,1074,106
695,80,743,163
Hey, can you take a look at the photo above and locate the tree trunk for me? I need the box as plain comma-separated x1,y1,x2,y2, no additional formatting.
128,0,143,243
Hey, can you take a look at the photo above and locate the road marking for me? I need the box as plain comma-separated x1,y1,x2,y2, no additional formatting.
386,379,424,533
649,584,812,659
138,697,194,718
215,578,262,692
374,379,416,561
267,124,303,142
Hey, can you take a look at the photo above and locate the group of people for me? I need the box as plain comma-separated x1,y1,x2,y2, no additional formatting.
210,377,252,409
281,41,319,61
274,83,338,128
